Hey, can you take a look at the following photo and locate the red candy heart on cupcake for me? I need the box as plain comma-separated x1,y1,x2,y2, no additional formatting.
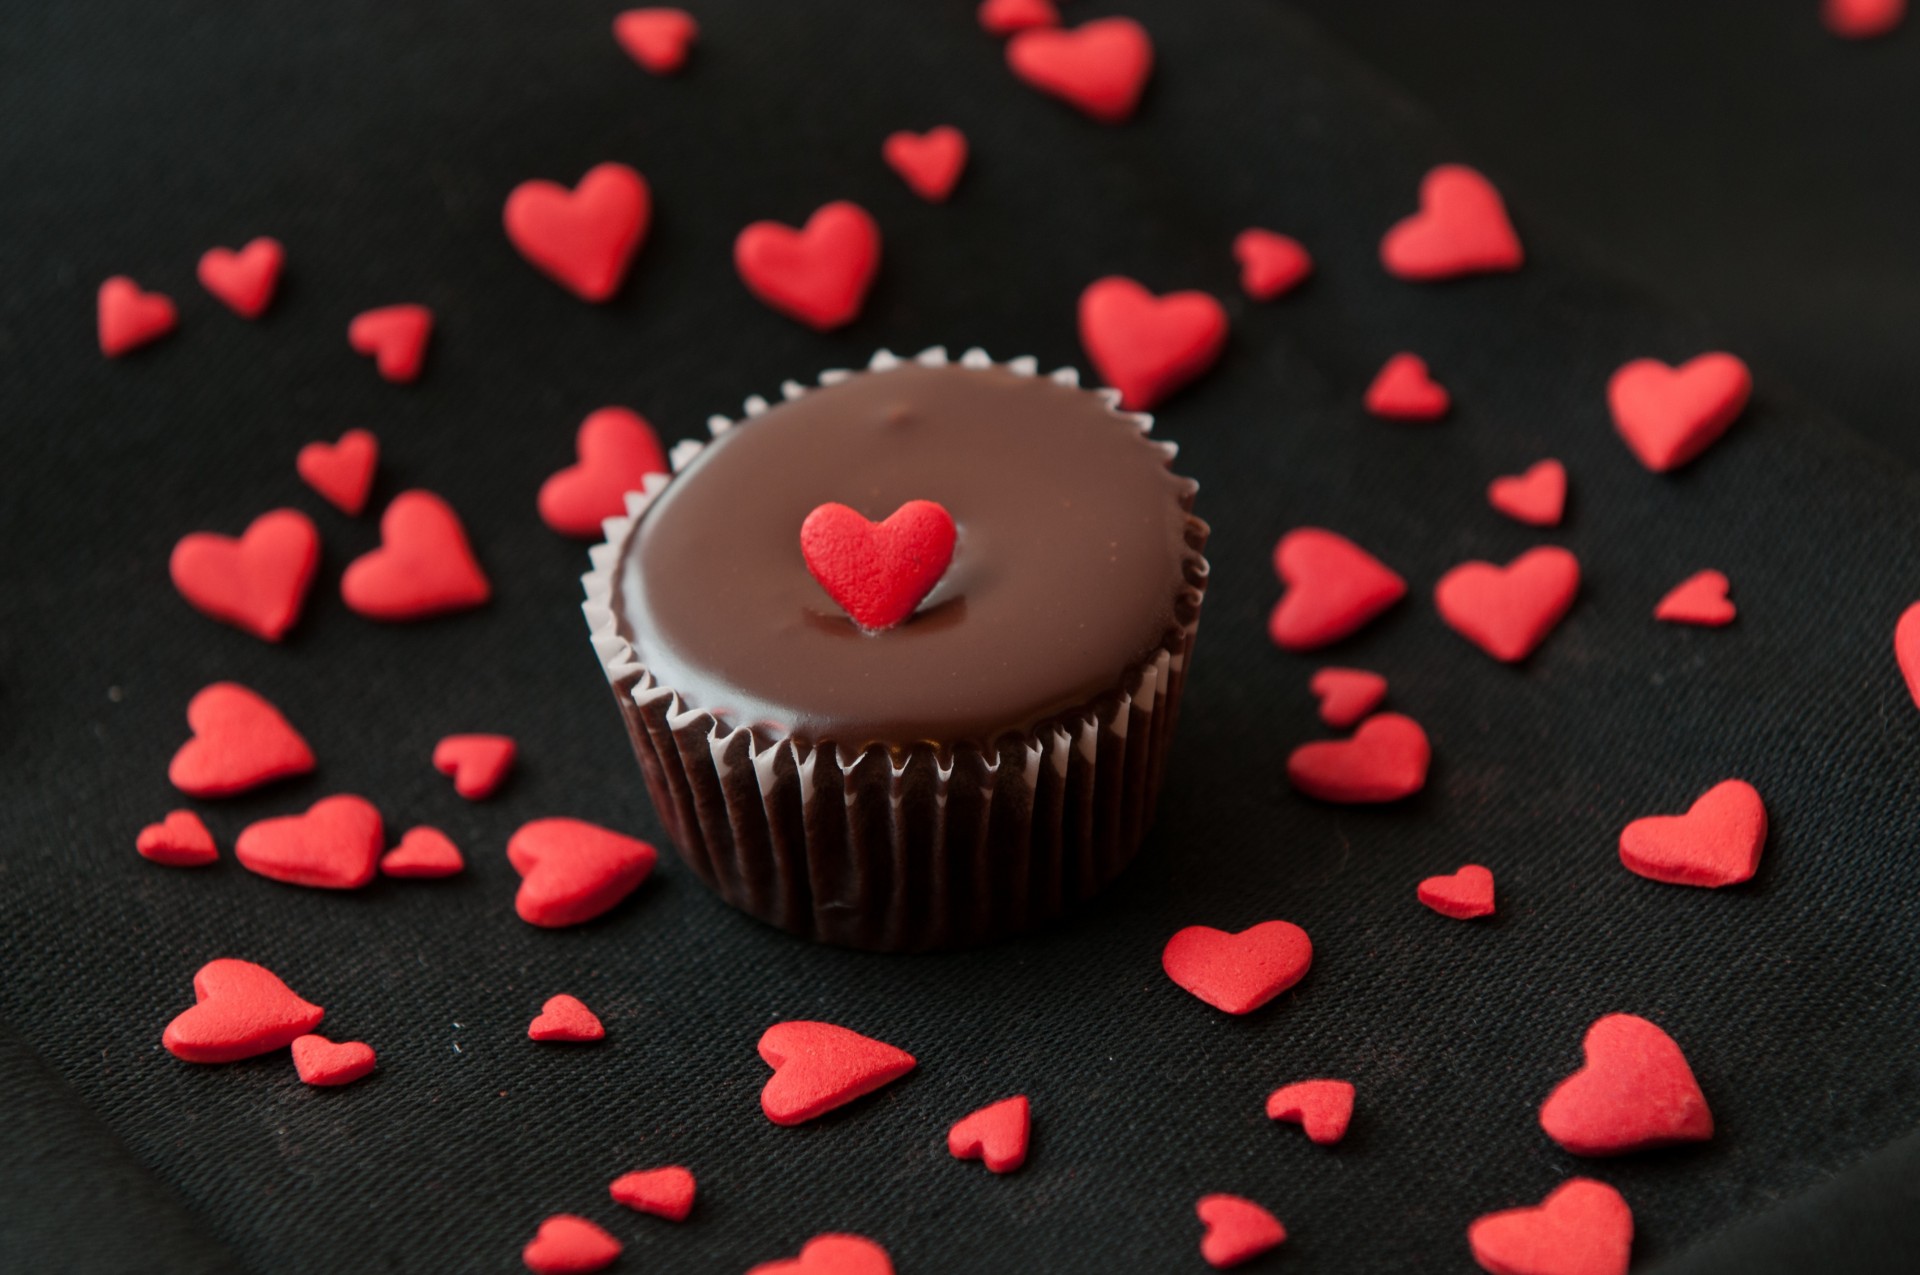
800,500,957,632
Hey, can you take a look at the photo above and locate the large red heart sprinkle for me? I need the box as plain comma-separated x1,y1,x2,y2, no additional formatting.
1288,712,1430,804
539,407,668,539
1006,18,1153,123
1653,570,1735,627
1539,1013,1713,1156
1162,920,1312,1015
1232,228,1313,301
1268,528,1407,651
1435,547,1581,663
297,428,378,516
1380,163,1524,282
609,1165,696,1221
1898,602,1920,710
97,276,177,356
434,733,517,799
162,958,325,1063
1618,779,1765,888
1310,667,1387,730
236,795,383,890
1489,459,1567,527
137,811,218,868
169,681,316,798
1607,353,1751,473
508,818,657,928
882,126,969,203
523,1215,621,1275
348,304,432,383
734,201,881,331
1468,1178,1633,1275
979,0,1059,37
341,490,490,620
1418,865,1496,919
504,163,651,303
758,1021,917,1126
613,8,698,73
1365,352,1450,421
291,1034,376,1087
1077,275,1229,410
1824,0,1906,39
381,826,465,878
948,1095,1031,1173
800,500,957,632
1195,1195,1286,1270
197,237,284,319
170,508,320,642
748,1235,894,1275
1264,1079,1354,1145
529,994,606,1043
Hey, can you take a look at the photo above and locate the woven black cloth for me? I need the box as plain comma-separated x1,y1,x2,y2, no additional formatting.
3,2,1918,1272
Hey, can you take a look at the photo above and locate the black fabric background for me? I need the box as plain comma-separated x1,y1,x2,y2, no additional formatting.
4,2,1919,1272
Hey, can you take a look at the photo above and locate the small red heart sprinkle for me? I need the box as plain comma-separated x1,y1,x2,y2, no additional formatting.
97,276,177,356
1418,864,1496,919
1539,1013,1713,1156
1365,352,1450,421
948,1095,1031,1173
348,304,433,383
539,407,669,539
1436,547,1581,663
1077,275,1229,410
162,958,325,1063
1006,18,1153,124
612,8,698,73
747,1234,894,1275
1607,353,1751,473
380,826,464,878
758,1021,917,1126
1264,1079,1354,1144
882,126,969,203
1162,921,1312,1015
341,490,490,621
1309,667,1387,730
169,681,316,798
522,1215,621,1275
1232,228,1313,301
1653,570,1735,627
197,237,284,319
169,508,320,642
433,734,517,799
291,1034,376,1086
1619,779,1765,889
236,795,383,890
1268,528,1408,651
800,500,957,631
296,428,379,516
1468,1178,1633,1275
1898,602,1920,711
1488,459,1567,527
1195,1195,1286,1270
504,163,651,303
978,0,1059,37
530,994,605,1043
1380,163,1524,282
734,201,881,331
609,1165,696,1221
508,818,657,928
137,811,218,868
1825,0,1905,38
1288,712,1430,804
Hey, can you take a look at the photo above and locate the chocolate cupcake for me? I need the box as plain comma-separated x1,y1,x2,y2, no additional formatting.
581,348,1208,950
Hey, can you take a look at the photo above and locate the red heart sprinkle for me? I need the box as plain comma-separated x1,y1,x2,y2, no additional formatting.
613,8,698,73
1898,602,1920,711
948,1095,1031,1173
97,276,177,357
1232,228,1313,301
758,1021,917,1126
1607,353,1751,473
747,1235,894,1275
341,490,490,621
1309,667,1387,729
504,163,651,303
381,826,464,879
529,994,606,1043
433,733,516,799
1488,459,1567,527
1288,712,1430,804
169,508,320,642
1419,864,1496,919
539,407,669,539
1619,779,1765,888
1825,0,1906,39
734,200,881,331
978,0,1059,37
296,428,379,516
609,1165,696,1221
1268,528,1407,651
236,795,383,890
169,681,316,798
1006,18,1153,123
1653,570,1734,627
523,1215,621,1275
1380,163,1524,282
1365,352,1450,421
1468,1178,1633,1275
1264,1078,1354,1145
1539,1013,1713,1156
1195,1195,1286,1270
1435,546,1580,663
137,811,218,868
1077,275,1229,410
291,1034,376,1086
197,237,284,319
162,958,325,1063
508,818,657,928
800,500,957,631
1162,921,1312,1015
348,304,433,383
882,126,969,203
